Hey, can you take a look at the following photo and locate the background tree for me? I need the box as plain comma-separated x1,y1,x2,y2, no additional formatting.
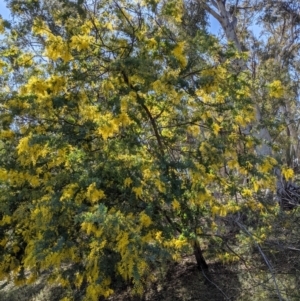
197,1,300,299
200,0,300,178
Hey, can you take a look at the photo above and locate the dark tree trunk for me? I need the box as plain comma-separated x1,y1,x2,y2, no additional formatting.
193,240,208,271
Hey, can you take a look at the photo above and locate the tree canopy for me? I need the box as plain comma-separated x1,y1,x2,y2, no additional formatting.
1,1,300,300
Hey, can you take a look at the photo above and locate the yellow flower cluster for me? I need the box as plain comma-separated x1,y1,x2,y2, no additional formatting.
282,166,294,180
70,34,95,51
86,183,105,203
269,80,284,98
172,42,187,67
139,212,152,227
45,35,73,62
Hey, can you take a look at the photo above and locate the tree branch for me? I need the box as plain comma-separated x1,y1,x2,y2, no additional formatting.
198,0,223,25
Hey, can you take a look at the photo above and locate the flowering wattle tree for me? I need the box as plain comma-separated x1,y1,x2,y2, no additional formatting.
0,0,290,300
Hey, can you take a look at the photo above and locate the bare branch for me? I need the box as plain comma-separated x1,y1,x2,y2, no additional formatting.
198,0,223,25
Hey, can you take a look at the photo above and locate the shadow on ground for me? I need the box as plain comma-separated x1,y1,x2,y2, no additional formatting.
0,256,242,301
108,256,241,301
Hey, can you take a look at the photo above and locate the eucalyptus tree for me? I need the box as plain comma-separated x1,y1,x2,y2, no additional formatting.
198,1,300,299
199,0,300,205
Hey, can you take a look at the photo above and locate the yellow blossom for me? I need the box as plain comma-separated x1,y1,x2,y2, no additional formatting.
172,42,187,67
172,199,180,210
282,166,294,180
241,188,252,198
212,123,221,135
70,34,94,51
86,183,105,203
139,212,152,227
132,186,143,198
124,177,133,187
269,80,284,98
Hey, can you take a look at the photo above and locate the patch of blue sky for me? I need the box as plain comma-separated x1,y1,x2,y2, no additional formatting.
208,15,262,37
208,14,222,36
0,1,11,20
208,13,264,44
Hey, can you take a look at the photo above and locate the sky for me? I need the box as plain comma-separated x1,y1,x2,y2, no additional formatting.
208,14,222,36
0,1,10,19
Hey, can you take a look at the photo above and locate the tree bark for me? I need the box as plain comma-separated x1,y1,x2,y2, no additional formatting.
199,0,273,157
193,239,208,270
